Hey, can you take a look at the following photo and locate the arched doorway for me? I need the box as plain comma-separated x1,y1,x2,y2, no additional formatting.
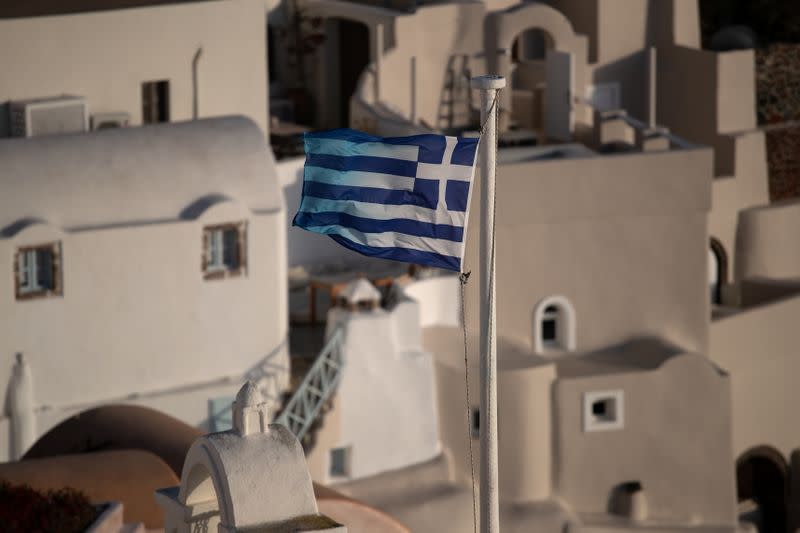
736,446,789,533
512,28,554,62
181,462,222,531
324,17,371,128
509,27,555,132
709,237,728,305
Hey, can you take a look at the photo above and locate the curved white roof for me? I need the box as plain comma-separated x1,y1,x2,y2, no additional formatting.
0,116,280,233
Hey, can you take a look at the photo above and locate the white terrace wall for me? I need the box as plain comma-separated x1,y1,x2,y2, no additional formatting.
710,131,770,283
735,201,800,281
308,300,440,484
710,293,800,461
0,0,269,136
554,353,737,524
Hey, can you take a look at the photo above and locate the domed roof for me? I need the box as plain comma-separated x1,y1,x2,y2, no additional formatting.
0,116,280,234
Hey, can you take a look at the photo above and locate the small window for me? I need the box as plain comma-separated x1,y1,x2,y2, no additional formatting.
142,80,170,123
583,390,624,432
202,222,246,280
329,446,351,478
533,296,576,354
471,407,480,439
541,305,558,344
15,242,62,300
208,396,235,432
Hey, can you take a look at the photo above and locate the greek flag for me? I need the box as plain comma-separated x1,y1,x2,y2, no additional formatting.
293,129,479,272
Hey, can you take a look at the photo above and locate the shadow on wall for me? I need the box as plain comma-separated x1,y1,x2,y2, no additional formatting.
0,103,9,137
592,52,649,121
278,158,365,267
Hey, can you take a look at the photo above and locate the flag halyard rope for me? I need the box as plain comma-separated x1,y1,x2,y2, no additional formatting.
459,270,478,533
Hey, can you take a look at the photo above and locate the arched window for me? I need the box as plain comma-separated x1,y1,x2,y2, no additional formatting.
533,296,576,354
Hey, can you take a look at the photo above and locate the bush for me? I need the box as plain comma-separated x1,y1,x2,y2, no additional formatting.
0,480,96,533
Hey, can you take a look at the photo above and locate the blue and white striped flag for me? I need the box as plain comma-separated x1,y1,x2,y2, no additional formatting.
292,129,479,272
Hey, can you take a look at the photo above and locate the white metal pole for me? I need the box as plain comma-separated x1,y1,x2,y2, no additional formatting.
470,74,505,533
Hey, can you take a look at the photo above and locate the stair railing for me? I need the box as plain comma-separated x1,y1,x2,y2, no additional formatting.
274,326,345,441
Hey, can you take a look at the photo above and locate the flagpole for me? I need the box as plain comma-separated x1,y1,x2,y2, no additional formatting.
471,74,505,533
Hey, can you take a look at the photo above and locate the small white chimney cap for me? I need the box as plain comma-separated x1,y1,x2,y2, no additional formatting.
340,278,380,305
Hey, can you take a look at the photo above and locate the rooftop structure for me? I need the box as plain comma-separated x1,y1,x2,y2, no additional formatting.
265,1,800,532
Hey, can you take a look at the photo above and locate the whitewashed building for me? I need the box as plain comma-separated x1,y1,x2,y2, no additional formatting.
0,116,289,462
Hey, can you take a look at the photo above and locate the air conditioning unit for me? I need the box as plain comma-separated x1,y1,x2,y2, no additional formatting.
9,96,89,138
91,112,130,131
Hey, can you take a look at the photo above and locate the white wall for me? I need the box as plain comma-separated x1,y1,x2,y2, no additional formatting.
278,157,367,268
0,0,269,136
0,203,288,460
324,301,440,483
710,294,800,460
401,276,461,328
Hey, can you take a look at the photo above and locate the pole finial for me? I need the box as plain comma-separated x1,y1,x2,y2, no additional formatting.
470,75,506,90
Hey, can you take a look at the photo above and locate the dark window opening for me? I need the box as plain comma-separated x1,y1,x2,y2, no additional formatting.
142,80,170,123
267,24,277,82
330,447,351,478
336,18,370,128
512,29,553,62
542,304,559,343
592,400,607,417
471,407,480,439
542,318,557,341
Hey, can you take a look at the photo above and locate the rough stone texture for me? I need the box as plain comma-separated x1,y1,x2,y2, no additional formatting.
756,45,800,125
756,44,800,201
766,127,800,201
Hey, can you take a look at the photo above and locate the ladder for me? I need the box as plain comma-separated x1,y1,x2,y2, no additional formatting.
274,326,345,442
436,54,472,132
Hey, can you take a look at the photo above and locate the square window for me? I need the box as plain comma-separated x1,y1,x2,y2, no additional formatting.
15,242,62,300
329,446,351,478
583,390,624,432
592,400,607,417
203,222,246,280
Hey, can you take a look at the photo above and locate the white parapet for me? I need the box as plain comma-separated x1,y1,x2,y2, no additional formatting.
155,382,346,533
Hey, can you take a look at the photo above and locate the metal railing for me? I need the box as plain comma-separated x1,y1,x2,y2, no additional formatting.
274,326,345,441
